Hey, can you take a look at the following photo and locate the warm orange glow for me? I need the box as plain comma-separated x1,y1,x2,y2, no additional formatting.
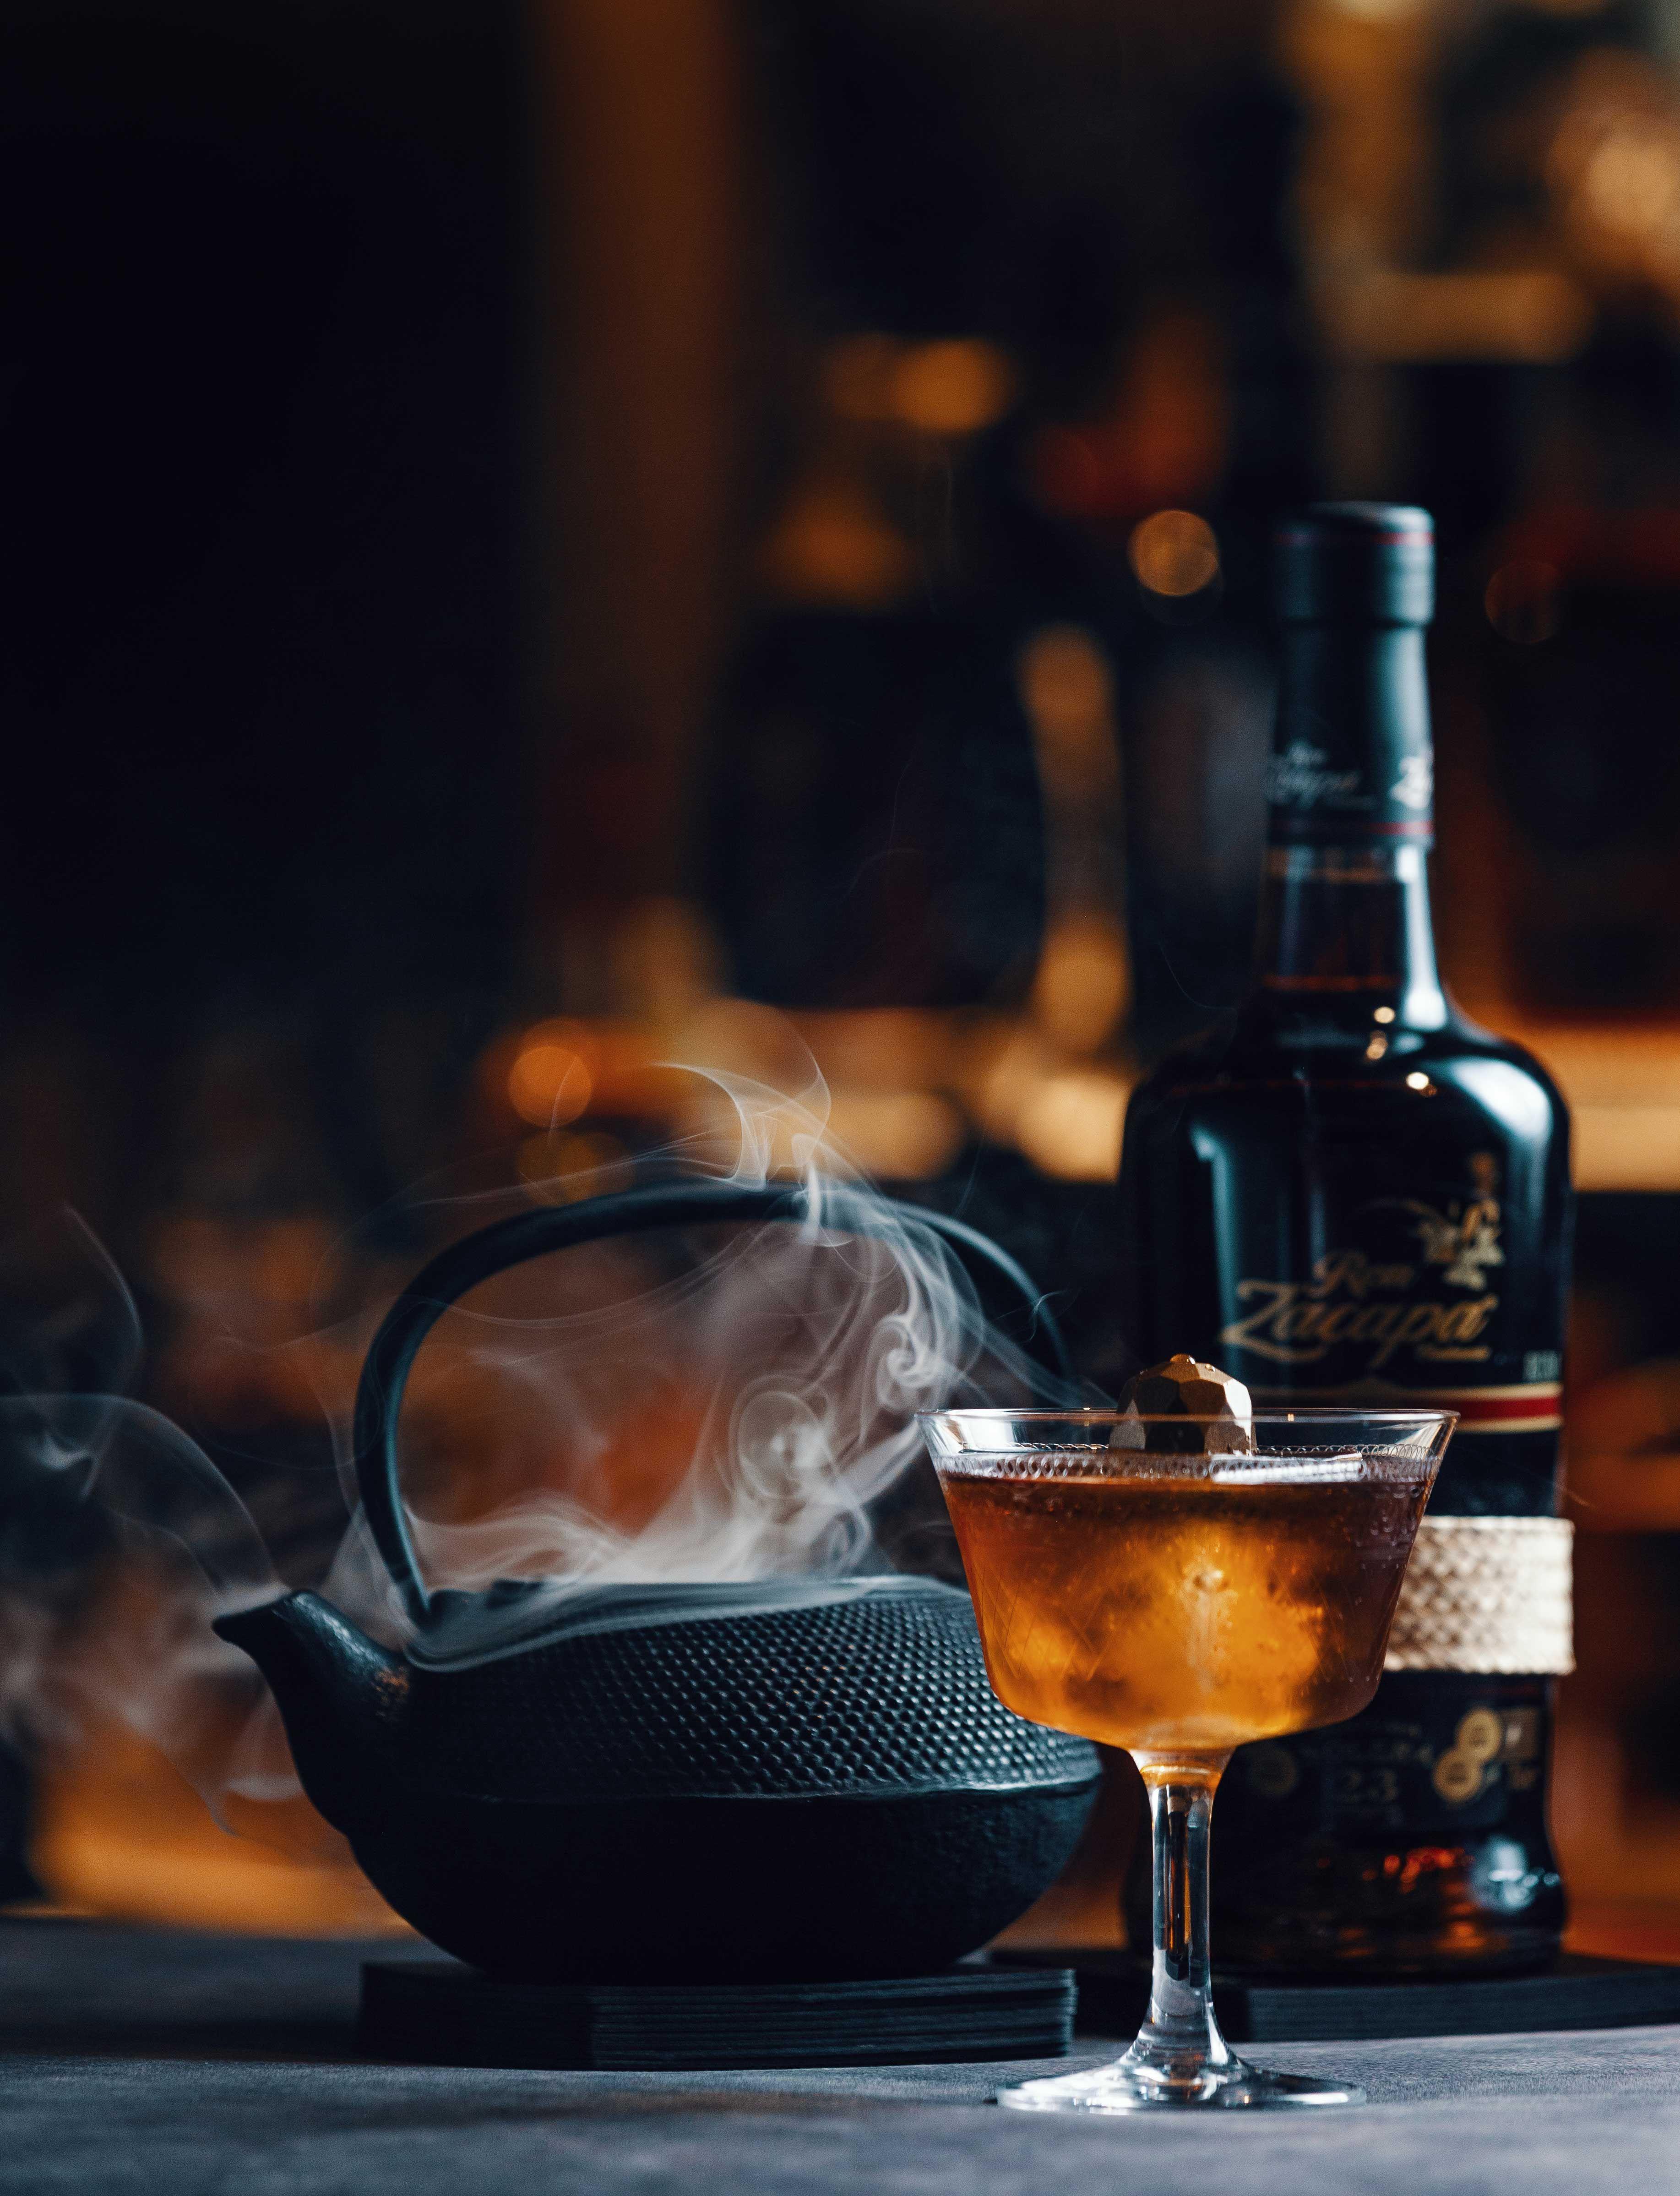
566,1388,717,1536
517,1128,629,1202
1032,917,1130,1057
1579,121,1680,239
669,997,816,1093
890,339,1015,436
1551,59,1680,252
148,1212,349,1428
1127,509,1220,597
823,1090,966,1180
1499,1024,1680,1193
32,1716,405,1936
1017,626,1129,1055
822,333,1015,437
1016,1069,1130,1181
508,1021,597,1127
757,480,914,607
965,1022,1055,1144
1321,269,1592,365
792,1011,946,1093
1018,626,1120,802
1019,625,1112,729
1546,53,1680,308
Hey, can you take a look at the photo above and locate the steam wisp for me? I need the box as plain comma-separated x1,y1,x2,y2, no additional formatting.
0,1066,1075,1827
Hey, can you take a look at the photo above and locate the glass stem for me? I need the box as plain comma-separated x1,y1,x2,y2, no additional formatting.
1131,1755,1234,2081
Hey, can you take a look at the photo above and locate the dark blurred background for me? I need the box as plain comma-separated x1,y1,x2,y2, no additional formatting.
4,0,1680,1945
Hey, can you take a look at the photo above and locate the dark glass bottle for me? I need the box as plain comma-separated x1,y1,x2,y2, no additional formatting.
1118,504,1573,1973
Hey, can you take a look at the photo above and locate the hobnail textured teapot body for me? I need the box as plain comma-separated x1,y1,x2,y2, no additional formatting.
217,1577,1098,1980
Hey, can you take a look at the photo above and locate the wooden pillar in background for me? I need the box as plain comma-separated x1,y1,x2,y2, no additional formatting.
533,0,739,1010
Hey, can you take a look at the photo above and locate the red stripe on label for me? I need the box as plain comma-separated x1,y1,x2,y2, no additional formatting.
1441,1396,1563,1432
1448,1395,1563,1428
1252,1382,1562,1434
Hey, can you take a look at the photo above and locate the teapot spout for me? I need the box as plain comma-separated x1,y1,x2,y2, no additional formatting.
214,1591,408,1836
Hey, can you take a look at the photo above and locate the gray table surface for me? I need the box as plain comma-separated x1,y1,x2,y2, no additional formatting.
2,1920,1677,2195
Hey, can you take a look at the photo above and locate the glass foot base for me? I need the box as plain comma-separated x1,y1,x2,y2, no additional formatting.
997,2056,1364,2113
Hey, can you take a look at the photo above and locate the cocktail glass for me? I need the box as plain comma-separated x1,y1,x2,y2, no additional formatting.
918,1406,1455,2111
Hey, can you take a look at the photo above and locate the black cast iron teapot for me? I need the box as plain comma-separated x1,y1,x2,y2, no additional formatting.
215,1180,1099,1983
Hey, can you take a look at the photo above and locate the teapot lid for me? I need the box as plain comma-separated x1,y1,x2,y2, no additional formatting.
407,1571,963,1671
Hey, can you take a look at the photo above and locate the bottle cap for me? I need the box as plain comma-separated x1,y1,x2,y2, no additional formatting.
1275,503,1434,626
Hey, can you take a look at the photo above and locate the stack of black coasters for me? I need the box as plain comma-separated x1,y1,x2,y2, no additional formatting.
360,1959,1077,2072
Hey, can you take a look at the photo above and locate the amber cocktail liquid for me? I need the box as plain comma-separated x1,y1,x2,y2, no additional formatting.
942,1455,1430,1757
919,1406,1452,2114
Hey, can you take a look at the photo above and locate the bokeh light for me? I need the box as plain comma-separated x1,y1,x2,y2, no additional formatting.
1127,509,1220,598
507,1022,596,1128
889,339,1015,436
1015,1070,1129,1182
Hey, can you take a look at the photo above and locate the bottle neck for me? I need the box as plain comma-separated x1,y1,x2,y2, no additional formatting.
1256,621,1445,1029
1267,623,1432,849
1254,843,1446,1028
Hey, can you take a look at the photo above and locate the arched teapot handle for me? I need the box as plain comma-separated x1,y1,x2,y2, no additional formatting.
350,1179,1073,1626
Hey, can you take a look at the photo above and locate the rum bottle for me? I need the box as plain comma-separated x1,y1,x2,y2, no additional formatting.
1117,503,1573,1972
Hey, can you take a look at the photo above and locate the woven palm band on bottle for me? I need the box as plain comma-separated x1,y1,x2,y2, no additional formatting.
1382,1515,1574,1676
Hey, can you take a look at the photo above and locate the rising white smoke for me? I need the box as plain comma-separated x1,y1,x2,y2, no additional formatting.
0,1220,279,1823
0,1061,1071,1823
301,1065,1063,1669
